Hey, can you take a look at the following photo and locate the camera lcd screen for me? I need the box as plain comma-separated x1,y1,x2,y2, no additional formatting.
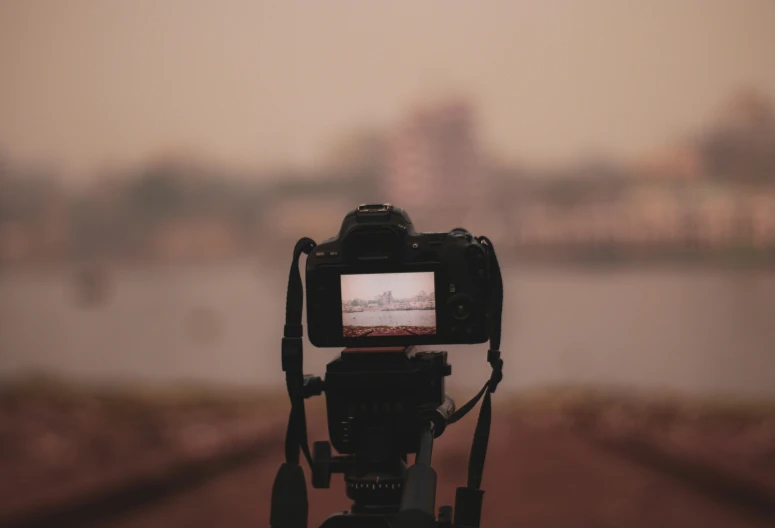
341,272,436,338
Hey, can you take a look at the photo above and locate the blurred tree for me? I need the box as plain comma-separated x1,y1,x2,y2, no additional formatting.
528,156,631,208
699,90,775,182
0,163,62,223
126,167,186,221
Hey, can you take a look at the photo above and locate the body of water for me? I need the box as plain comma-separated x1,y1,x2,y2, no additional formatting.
1,263,774,398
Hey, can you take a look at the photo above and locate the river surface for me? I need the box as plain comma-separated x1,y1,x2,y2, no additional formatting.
1,263,774,398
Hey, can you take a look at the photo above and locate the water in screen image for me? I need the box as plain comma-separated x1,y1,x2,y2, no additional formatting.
340,272,436,337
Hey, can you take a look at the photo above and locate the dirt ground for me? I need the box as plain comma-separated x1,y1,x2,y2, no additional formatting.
0,382,286,521
342,326,436,337
2,385,774,528
111,407,774,528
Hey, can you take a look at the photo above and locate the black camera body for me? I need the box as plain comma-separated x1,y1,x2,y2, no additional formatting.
306,204,491,348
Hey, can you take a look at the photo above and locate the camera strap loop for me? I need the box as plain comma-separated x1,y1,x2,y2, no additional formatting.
487,350,504,392
270,237,316,528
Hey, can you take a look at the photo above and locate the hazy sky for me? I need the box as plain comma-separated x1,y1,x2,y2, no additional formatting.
1,0,774,183
341,272,435,302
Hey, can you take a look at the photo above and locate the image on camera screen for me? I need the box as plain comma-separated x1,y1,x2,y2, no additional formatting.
341,272,436,338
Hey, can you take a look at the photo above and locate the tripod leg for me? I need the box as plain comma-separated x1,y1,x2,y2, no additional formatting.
394,423,437,528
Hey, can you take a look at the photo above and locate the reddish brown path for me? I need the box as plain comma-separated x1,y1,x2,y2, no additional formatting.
108,415,770,528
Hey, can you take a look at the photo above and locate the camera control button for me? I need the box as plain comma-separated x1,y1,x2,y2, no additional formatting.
328,251,339,257
448,294,473,321
454,304,470,319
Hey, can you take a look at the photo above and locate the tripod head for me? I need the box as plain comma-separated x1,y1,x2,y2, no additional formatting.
307,347,454,526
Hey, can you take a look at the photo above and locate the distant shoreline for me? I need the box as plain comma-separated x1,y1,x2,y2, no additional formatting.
3,253,775,276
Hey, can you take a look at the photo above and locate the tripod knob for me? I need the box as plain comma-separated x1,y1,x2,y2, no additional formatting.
312,440,332,488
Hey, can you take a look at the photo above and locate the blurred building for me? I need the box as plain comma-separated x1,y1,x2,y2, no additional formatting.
384,99,482,213
634,144,703,181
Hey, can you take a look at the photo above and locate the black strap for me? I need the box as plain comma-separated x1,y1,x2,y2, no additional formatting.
283,237,316,467
271,237,316,528
449,236,504,527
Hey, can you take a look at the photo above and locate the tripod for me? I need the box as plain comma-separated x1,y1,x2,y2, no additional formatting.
317,420,449,528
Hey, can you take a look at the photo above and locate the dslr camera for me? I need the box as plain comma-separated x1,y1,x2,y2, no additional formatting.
306,204,492,348
271,203,503,528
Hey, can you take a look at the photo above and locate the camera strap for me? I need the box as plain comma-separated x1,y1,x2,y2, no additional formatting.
270,237,317,528
447,236,504,528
